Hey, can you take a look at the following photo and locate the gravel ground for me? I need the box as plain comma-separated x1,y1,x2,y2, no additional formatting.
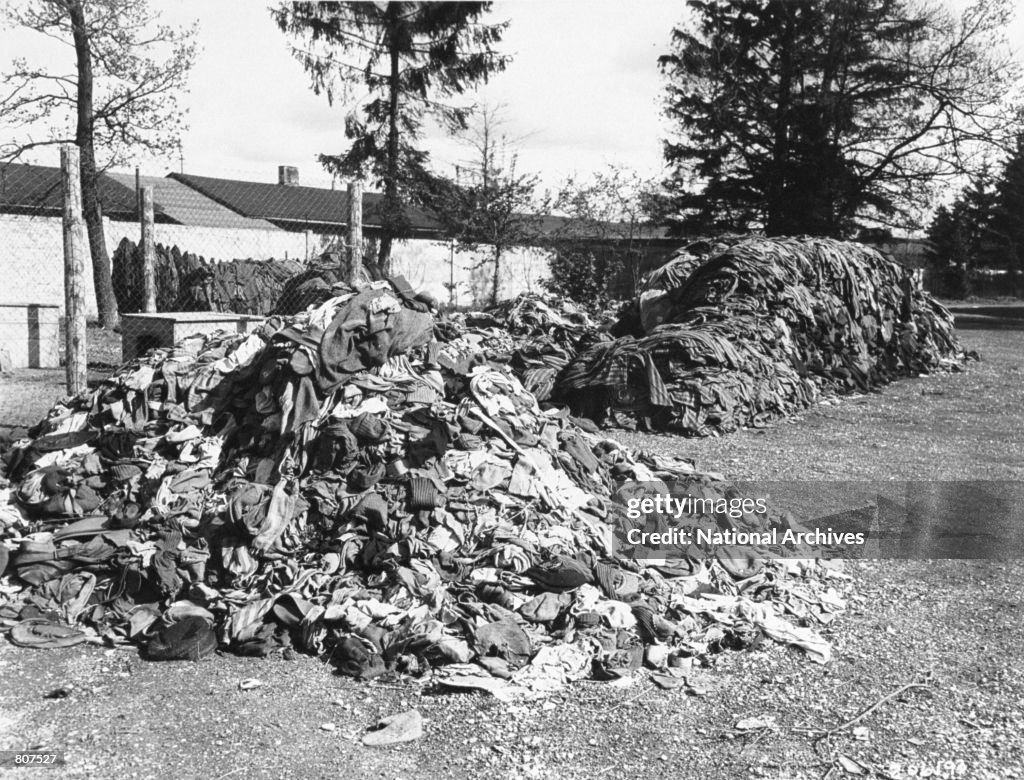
1,325,1022,779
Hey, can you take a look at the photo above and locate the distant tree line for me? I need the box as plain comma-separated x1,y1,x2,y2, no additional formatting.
926,136,1024,298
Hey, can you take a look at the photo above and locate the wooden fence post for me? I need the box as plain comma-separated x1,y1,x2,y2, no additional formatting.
140,186,156,312
347,179,363,285
449,239,456,308
60,144,88,395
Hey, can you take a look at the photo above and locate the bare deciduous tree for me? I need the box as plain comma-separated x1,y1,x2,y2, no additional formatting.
1,0,197,328
425,106,544,305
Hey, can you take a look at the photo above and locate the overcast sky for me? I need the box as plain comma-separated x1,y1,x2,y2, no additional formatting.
2,0,1021,195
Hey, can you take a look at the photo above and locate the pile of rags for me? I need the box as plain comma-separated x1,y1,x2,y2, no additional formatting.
112,238,317,316
0,278,849,697
557,236,966,435
452,294,613,402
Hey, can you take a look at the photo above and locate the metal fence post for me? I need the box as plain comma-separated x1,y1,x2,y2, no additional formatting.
60,144,88,394
141,186,156,312
347,179,363,285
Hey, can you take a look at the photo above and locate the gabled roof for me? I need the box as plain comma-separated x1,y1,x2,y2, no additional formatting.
535,214,674,242
168,172,442,234
105,173,279,230
0,162,171,221
0,162,676,246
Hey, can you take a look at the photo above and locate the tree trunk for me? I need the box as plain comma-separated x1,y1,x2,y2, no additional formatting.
377,2,403,276
69,0,119,329
61,145,88,395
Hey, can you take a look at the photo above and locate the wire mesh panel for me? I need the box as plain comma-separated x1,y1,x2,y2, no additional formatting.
0,161,556,380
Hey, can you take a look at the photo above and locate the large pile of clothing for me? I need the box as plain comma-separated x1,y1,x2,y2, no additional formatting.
0,279,848,695
557,237,965,434
450,294,613,403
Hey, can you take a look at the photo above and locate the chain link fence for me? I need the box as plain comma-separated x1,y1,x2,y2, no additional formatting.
0,160,554,377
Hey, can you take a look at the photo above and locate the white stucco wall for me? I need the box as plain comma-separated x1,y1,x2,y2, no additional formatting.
0,214,93,315
390,239,551,308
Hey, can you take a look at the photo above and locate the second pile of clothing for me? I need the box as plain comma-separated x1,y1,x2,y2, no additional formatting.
557,236,965,434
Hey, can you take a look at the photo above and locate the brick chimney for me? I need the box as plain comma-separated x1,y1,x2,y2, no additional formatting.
277,165,299,186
